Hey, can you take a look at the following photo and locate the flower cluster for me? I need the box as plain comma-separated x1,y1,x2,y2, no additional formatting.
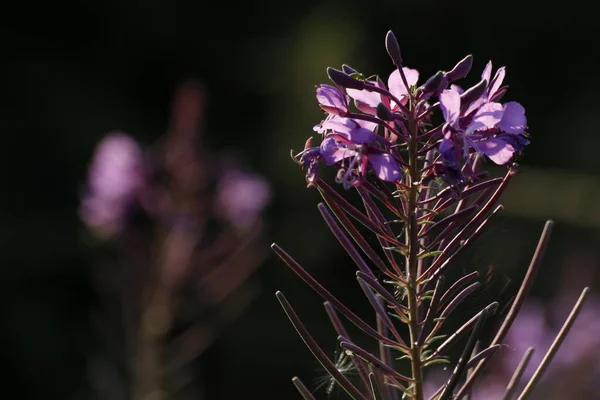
274,30,587,400
297,33,529,190
80,81,270,399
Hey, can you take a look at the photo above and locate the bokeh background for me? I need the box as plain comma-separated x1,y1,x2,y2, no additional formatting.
3,0,600,399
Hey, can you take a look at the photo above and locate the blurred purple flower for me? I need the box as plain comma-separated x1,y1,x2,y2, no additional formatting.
216,169,271,231
504,296,600,383
80,132,144,237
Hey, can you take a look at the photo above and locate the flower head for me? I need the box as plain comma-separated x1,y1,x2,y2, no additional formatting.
346,67,419,115
316,84,349,116
312,116,401,187
216,169,271,231
438,63,529,166
80,132,144,237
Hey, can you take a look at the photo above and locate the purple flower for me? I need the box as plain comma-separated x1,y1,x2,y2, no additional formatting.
438,62,529,166
346,67,419,115
316,84,349,116
299,146,321,186
481,61,527,134
79,133,144,237
216,169,271,231
314,116,402,186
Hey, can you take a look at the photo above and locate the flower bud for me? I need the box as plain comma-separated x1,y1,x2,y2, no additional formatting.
385,30,403,67
446,55,473,82
342,64,358,74
421,71,445,95
376,102,394,121
460,79,487,105
327,67,365,90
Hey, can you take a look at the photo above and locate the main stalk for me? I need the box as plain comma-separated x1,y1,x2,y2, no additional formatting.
405,99,424,400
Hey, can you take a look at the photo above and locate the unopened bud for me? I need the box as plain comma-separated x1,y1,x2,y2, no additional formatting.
460,79,487,105
342,64,358,74
376,103,394,121
385,30,403,67
327,67,365,90
446,55,473,82
422,71,445,94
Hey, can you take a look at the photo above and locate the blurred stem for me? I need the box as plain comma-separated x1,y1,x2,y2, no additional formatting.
406,96,424,400
133,283,171,400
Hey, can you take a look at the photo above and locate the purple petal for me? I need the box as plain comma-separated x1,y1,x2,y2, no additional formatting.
489,67,506,99
474,137,515,165
502,133,530,151
347,87,381,114
367,153,401,181
439,89,461,127
320,137,355,164
481,61,493,83
439,135,455,155
317,116,376,137
354,118,378,132
316,84,348,116
450,84,464,95
346,127,378,144
466,102,504,133
388,67,419,99
498,101,527,134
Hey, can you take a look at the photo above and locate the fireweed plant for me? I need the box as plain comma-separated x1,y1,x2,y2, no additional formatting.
272,31,590,400
80,81,270,399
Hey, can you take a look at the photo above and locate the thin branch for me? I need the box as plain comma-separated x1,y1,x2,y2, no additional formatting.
272,243,404,346
437,271,480,311
276,291,367,400
502,347,534,400
324,302,373,394
417,276,445,346
316,179,404,246
375,296,398,400
292,377,317,400
465,344,502,369
318,203,373,276
426,302,498,361
322,195,400,279
454,220,554,399
438,306,492,400
518,287,590,400
357,278,407,348
420,205,504,284
340,340,412,385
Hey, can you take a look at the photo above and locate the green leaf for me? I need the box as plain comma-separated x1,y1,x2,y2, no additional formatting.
382,246,407,256
418,250,444,259
384,219,405,225
423,358,452,368
389,312,409,324
426,335,448,346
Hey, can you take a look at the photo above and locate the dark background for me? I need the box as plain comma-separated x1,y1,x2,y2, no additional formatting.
2,0,600,398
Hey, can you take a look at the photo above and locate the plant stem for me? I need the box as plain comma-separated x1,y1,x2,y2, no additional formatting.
406,96,424,400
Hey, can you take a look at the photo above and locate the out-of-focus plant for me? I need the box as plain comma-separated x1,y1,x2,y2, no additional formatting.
80,81,270,400
272,31,589,399
425,262,600,400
